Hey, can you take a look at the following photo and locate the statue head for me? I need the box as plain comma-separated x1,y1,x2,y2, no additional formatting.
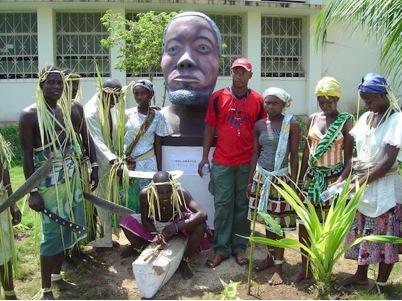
161,12,221,106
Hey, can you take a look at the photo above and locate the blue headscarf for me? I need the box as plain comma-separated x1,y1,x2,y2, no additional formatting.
358,73,388,94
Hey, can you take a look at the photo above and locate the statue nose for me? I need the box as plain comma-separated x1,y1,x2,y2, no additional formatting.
177,51,196,69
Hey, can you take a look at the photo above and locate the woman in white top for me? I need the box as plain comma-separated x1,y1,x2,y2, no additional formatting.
124,80,173,189
120,79,172,257
342,73,402,287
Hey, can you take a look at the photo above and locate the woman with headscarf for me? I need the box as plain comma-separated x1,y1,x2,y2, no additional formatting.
247,87,300,285
295,76,354,282
341,73,402,288
120,79,173,257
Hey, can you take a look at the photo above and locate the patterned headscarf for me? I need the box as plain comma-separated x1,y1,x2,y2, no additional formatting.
358,73,388,94
263,87,292,107
315,76,341,99
133,79,154,97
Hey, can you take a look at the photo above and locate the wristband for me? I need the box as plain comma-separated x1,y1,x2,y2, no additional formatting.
91,162,99,168
30,187,38,193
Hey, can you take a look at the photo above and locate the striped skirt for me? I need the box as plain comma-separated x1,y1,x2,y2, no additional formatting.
248,170,296,231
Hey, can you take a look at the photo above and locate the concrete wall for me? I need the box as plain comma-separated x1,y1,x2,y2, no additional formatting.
0,1,400,122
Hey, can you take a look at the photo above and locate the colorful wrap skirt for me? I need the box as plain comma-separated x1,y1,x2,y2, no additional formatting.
248,170,296,231
345,205,401,265
34,147,86,256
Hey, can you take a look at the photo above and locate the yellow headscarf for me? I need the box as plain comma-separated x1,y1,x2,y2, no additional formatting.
314,76,341,99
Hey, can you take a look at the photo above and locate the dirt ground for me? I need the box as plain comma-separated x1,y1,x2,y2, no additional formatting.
15,224,402,300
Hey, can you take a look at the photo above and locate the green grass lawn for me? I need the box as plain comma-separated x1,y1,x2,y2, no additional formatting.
5,165,402,300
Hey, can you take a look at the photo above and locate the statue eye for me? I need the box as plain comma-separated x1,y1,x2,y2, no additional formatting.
167,45,179,55
197,44,211,53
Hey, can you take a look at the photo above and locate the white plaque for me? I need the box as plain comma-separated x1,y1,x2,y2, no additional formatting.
162,146,215,229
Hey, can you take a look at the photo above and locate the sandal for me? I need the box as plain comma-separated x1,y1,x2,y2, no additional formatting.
233,251,249,266
206,254,228,268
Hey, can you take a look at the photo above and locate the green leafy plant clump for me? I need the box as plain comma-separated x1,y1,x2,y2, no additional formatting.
0,125,22,166
101,10,177,79
247,177,402,298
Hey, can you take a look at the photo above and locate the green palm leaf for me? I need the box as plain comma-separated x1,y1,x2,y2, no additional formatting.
314,0,402,86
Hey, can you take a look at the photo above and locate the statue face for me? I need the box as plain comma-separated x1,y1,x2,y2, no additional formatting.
161,16,220,106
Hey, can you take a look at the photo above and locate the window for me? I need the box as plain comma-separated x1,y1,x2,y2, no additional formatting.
0,13,38,80
261,16,304,78
56,12,110,77
210,15,243,76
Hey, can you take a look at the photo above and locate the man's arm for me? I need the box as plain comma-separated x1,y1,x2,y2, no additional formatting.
176,190,207,232
139,190,157,234
19,110,44,212
73,104,99,190
3,168,21,225
197,124,214,177
84,102,117,164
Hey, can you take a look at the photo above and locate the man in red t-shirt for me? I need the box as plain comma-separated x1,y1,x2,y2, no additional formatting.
198,58,265,268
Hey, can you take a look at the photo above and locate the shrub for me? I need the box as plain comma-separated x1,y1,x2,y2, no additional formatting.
0,124,21,166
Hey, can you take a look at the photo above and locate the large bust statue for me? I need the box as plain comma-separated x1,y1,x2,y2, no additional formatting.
161,12,221,141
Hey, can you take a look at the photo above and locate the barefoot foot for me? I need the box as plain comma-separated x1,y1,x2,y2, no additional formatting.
120,245,136,258
254,256,274,273
40,292,54,300
292,269,311,283
269,271,285,286
178,260,194,279
338,274,368,287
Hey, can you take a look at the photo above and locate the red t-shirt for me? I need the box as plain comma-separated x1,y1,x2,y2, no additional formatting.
205,87,265,166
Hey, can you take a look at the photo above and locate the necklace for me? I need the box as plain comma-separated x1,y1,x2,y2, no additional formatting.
228,87,247,137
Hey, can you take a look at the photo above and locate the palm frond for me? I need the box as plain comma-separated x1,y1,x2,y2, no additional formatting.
314,0,402,86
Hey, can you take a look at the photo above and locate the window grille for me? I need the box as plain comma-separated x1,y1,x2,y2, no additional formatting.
261,16,304,78
0,13,38,80
210,15,243,76
56,12,110,77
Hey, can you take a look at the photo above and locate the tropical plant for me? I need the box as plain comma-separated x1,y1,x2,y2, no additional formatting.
246,178,402,298
220,280,240,300
0,132,17,279
101,10,176,80
314,0,402,86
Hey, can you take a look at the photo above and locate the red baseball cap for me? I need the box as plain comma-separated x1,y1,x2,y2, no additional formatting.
231,58,252,72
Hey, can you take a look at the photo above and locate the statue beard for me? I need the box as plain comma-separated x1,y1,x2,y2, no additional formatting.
168,89,212,106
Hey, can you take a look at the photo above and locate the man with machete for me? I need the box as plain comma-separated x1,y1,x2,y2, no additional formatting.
120,171,208,279
19,66,98,299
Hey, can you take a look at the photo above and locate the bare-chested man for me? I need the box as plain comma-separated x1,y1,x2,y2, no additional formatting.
19,66,98,299
120,171,207,279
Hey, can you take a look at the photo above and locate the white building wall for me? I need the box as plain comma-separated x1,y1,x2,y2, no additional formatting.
0,2,400,122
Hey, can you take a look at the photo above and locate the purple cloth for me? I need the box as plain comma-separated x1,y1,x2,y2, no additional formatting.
119,210,212,251
358,73,388,94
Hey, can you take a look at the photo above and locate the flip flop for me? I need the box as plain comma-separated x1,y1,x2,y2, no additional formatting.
206,254,228,268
